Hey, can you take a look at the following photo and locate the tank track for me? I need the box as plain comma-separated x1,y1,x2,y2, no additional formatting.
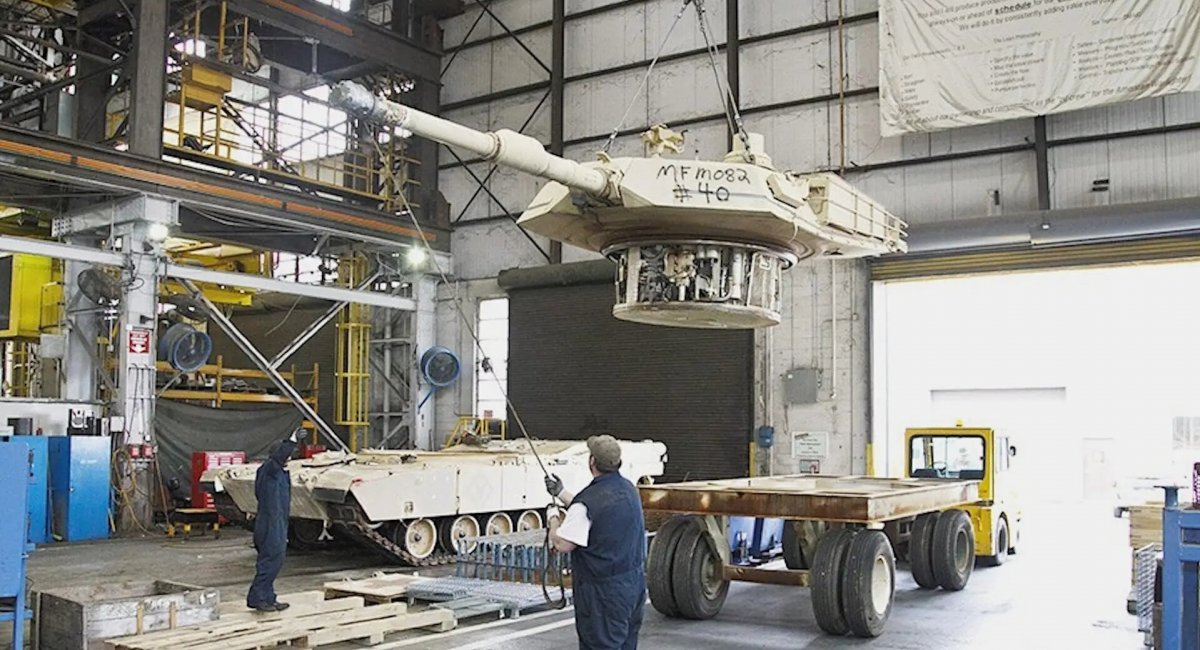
326,500,454,567
213,493,254,531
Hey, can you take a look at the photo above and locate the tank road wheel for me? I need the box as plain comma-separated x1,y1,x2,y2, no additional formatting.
439,515,480,554
840,530,896,638
517,510,543,532
648,516,694,618
395,518,438,560
981,517,1009,567
670,523,730,620
909,513,939,589
931,509,975,591
485,512,513,536
288,519,327,551
810,527,859,636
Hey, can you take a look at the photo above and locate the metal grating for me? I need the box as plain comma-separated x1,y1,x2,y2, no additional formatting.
1134,542,1161,646
507,281,753,482
408,576,572,616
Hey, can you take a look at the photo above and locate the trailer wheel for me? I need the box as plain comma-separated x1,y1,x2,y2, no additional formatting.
648,516,693,617
840,530,895,638
909,513,938,589
980,517,1008,567
931,509,975,591
288,519,326,551
810,527,859,636
671,523,729,620
783,520,823,570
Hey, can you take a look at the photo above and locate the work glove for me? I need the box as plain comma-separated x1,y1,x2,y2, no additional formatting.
288,429,302,444
544,473,563,497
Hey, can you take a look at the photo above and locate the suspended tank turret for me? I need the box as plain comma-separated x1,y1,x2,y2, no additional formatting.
331,82,907,329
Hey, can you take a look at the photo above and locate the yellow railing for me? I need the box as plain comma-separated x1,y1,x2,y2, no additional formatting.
157,357,320,431
335,257,370,451
444,416,508,448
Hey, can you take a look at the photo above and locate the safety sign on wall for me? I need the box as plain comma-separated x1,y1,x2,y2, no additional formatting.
792,431,829,459
128,328,152,356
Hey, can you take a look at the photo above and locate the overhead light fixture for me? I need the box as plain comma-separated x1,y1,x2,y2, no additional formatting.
146,222,170,242
405,246,428,266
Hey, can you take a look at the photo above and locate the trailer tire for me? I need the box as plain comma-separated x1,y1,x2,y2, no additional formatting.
909,513,938,589
671,524,729,620
980,516,1008,567
782,521,805,570
931,509,975,591
648,516,693,618
810,527,858,636
840,530,896,638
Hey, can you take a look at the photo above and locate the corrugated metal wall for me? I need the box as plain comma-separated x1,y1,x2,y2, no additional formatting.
507,281,752,482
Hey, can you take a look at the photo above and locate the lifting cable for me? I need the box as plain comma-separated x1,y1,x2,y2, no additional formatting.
368,138,567,607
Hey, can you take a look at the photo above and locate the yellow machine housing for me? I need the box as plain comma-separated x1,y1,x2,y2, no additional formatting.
904,426,1021,563
0,254,54,339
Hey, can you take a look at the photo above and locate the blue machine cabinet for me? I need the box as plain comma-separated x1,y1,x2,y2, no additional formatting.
1161,486,1200,650
0,435,50,544
0,442,32,650
48,436,111,542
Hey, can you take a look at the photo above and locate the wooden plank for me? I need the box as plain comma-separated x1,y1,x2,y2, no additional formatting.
323,574,428,602
722,565,810,587
299,608,456,647
219,590,326,615
218,596,367,624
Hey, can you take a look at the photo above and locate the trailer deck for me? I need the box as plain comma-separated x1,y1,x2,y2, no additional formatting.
640,474,980,523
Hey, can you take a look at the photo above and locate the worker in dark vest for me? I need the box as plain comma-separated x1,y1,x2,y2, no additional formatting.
247,429,301,612
546,435,646,650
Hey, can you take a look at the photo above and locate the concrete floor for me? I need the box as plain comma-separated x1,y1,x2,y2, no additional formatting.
27,502,1144,649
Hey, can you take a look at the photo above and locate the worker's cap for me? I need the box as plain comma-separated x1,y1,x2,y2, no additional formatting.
587,435,622,473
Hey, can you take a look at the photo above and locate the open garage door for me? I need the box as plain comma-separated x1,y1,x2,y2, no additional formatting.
501,263,752,482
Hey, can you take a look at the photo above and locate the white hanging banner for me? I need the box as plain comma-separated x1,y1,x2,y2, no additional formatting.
879,0,1200,136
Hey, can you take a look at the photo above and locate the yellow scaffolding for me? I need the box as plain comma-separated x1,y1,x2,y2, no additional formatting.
335,257,371,451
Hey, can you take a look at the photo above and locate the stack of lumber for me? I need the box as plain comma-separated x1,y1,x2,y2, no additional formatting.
1129,504,1164,549
1129,504,1164,585
104,590,454,649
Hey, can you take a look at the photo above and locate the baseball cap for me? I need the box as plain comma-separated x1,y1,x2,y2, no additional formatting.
587,435,622,473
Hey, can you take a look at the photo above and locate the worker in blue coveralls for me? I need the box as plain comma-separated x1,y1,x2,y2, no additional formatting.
546,435,646,650
247,428,301,612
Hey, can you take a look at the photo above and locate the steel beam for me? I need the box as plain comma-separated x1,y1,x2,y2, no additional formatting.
0,123,449,249
1034,115,1051,210
128,0,168,158
269,272,382,369
183,278,350,452
0,234,417,309
548,0,564,264
725,0,740,151
224,0,439,82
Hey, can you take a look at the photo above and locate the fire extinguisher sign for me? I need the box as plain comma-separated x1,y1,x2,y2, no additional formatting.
128,328,152,356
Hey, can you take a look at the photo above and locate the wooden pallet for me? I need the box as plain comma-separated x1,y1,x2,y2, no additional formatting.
323,573,429,604
105,591,455,649
1130,504,1163,548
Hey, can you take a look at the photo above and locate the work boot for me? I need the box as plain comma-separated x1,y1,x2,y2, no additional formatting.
272,601,291,612
250,602,276,613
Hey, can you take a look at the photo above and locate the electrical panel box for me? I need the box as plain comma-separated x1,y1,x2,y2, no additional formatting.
783,367,821,405
49,436,111,541
0,254,53,339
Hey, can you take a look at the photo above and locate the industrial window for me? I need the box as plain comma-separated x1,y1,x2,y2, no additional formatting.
475,298,509,419
273,253,336,285
315,0,352,11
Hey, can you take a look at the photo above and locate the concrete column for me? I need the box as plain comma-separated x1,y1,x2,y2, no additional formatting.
128,0,168,157
112,197,174,531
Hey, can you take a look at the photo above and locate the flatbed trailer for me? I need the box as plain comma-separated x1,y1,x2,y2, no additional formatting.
640,475,981,638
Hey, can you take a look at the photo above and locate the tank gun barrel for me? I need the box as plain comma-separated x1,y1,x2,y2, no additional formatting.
331,81,610,196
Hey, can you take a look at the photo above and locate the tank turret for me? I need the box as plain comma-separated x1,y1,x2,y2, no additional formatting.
332,82,907,329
